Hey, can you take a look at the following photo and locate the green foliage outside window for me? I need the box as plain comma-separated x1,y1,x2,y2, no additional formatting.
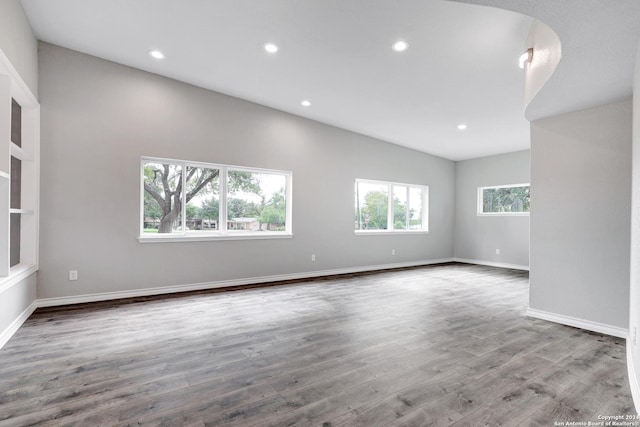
143,161,288,233
482,185,530,213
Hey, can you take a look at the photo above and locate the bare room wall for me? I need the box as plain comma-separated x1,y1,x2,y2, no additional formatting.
454,150,530,269
529,98,632,334
37,43,456,301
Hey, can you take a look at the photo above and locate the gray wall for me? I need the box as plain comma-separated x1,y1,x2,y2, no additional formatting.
0,0,38,345
454,150,530,269
37,43,455,299
0,0,38,97
628,38,640,407
530,98,632,330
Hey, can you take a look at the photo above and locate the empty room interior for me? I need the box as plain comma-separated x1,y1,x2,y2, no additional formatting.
3,0,640,425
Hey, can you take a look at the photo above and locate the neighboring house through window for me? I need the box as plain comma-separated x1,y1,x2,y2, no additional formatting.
140,157,292,242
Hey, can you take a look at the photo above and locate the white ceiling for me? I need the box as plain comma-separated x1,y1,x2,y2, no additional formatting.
18,1,587,161
452,0,640,122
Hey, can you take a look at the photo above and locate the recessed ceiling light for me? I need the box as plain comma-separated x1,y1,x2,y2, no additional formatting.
301,100,311,107
457,124,468,130
392,40,409,52
264,42,279,54
149,50,165,60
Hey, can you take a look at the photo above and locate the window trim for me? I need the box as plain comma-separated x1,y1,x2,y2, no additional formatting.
477,183,530,216
354,178,429,235
139,157,293,242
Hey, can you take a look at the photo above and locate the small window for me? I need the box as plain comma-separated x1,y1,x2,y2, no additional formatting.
478,184,530,215
141,157,292,241
355,179,428,233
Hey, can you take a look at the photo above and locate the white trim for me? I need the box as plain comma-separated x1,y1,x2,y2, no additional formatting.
141,157,293,239
526,307,628,338
139,232,293,243
0,299,37,349
453,257,529,271
9,208,33,214
0,49,37,106
355,178,429,232
355,230,430,236
0,263,37,294
479,182,531,191
2,259,454,349
477,183,530,215
476,212,530,217
627,341,640,414
37,258,455,307
10,142,28,161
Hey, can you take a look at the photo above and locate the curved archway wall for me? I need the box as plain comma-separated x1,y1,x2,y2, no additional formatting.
452,0,640,411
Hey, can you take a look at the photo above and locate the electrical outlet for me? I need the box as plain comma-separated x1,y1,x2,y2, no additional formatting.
391,249,396,256
69,270,78,281
311,254,316,262
495,249,500,255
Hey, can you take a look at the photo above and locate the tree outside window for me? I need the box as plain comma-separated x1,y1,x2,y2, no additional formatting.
355,180,428,232
142,159,291,237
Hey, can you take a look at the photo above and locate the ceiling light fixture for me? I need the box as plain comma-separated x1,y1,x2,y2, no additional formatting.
264,42,279,54
519,48,533,69
149,50,165,60
392,40,409,52
457,124,468,130
301,100,311,107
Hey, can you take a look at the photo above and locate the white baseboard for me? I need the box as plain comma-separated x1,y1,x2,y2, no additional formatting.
37,258,455,307
627,341,640,414
453,258,529,271
526,307,628,338
0,300,37,349
0,258,453,347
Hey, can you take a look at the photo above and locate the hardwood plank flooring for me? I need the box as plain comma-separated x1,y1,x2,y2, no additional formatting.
0,263,635,426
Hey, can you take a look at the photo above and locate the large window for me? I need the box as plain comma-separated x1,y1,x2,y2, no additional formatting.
355,179,428,233
140,157,292,241
478,184,530,215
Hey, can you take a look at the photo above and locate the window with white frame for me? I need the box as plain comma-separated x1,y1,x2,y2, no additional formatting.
140,157,292,241
478,184,530,215
354,179,428,233
0,58,39,281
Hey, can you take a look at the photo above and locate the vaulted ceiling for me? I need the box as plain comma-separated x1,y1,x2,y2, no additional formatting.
20,0,640,161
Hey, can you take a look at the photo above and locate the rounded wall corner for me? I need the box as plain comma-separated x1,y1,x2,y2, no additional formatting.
523,19,562,120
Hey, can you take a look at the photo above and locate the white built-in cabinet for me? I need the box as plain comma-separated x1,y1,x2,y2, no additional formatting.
0,53,39,286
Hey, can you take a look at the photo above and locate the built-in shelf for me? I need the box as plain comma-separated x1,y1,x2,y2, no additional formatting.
10,143,29,161
0,59,40,277
9,209,33,214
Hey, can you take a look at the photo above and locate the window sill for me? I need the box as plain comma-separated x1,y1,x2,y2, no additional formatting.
354,230,430,236
477,213,530,217
138,232,294,243
0,263,38,294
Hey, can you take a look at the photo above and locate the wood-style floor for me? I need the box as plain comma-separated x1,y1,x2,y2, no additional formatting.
0,263,635,426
